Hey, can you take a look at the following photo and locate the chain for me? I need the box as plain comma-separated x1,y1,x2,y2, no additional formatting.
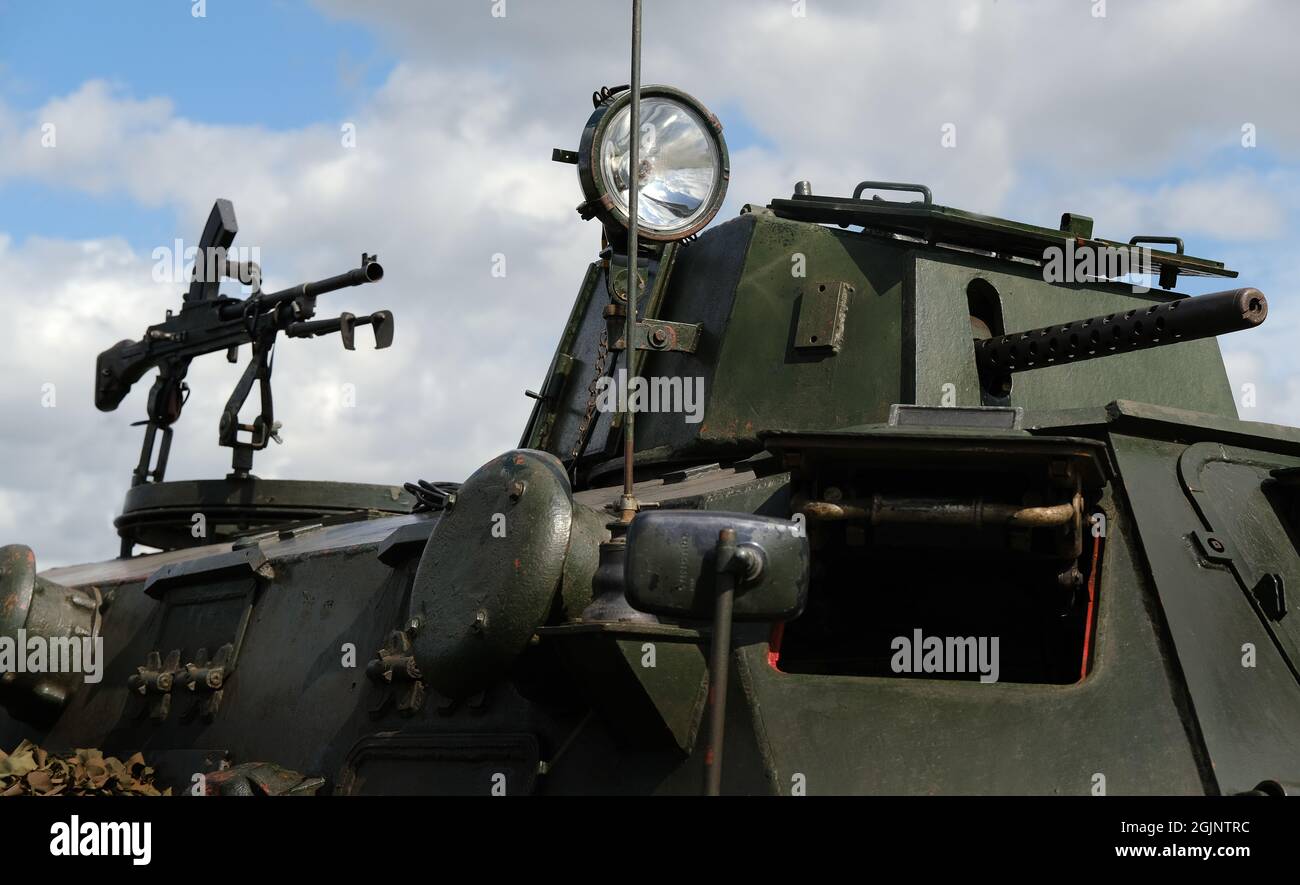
568,326,610,470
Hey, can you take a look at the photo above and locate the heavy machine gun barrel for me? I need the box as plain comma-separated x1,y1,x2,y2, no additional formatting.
974,287,1267,380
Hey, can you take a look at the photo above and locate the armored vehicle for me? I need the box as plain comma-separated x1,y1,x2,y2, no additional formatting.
2,26,1298,796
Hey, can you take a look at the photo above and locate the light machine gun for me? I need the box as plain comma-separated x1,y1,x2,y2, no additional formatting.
95,199,393,492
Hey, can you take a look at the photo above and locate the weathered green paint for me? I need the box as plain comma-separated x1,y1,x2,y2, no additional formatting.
695,214,906,445
409,450,573,699
3,174,1294,796
1109,432,1300,794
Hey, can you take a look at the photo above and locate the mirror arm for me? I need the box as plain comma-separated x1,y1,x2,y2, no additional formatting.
704,527,741,797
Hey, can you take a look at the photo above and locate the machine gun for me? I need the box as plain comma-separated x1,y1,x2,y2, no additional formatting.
974,287,1268,395
95,199,393,489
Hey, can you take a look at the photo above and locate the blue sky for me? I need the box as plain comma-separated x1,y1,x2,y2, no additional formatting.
0,0,392,249
1,0,1285,293
0,1,775,254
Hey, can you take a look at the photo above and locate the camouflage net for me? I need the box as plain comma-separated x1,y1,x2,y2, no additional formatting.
0,741,171,796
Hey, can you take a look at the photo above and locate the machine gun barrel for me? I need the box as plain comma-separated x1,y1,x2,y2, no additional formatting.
974,287,1267,379
220,254,384,319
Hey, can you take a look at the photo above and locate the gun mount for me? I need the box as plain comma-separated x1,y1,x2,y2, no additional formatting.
95,199,408,556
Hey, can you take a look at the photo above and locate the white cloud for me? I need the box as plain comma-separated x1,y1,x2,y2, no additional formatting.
0,65,599,566
1,0,1299,566
1223,346,1300,426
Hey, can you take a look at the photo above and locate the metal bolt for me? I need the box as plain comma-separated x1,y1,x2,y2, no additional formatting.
1208,537,1225,553
650,327,669,348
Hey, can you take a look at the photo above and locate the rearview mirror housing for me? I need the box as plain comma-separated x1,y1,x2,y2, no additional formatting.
624,510,809,621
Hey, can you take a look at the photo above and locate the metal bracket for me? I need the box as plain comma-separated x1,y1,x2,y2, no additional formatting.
608,317,702,354
1192,529,1236,566
377,520,437,566
132,548,264,725
888,404,1024,431
633,319,701,353
127,650,183,721
366,626,426,717
181,643,234,722
1059,213,1095,239
795,281,853,353
1253,573,1288,621
1194,533,1287,619
145,546,273,600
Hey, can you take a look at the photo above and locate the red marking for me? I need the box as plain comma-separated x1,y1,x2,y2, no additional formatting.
513,558,521,571
767,622,785,670
1079,533,1102,681
704,748,714,765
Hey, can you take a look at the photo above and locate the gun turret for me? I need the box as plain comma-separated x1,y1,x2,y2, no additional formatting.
974,287,1267,392
94,199,393,506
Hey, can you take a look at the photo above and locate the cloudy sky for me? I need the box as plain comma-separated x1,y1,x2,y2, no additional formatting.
1,0,1297,566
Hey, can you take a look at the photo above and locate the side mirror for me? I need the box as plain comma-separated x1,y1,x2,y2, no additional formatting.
624,510,809,621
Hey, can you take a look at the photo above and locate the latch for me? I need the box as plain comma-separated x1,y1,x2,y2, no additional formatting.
127,649,182,721
183,643,235,721
367,623,426,717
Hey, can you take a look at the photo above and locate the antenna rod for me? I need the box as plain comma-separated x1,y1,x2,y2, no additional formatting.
620,0,642,522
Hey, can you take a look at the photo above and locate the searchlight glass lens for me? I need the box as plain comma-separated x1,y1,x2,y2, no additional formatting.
599,97,721,234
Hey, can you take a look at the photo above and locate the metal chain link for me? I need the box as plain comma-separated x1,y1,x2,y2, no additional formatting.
568,326,610,469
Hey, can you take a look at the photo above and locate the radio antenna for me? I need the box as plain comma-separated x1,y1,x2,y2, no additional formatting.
619,0,643,523
581,0,655,625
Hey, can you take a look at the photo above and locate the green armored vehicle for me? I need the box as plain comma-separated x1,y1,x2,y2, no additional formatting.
1,66,1297,796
